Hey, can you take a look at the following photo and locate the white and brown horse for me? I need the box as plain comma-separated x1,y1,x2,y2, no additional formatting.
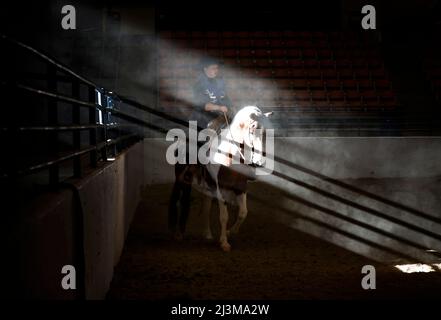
171,106,272,251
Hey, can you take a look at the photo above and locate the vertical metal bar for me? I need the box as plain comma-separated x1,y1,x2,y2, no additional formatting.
89,87,98,167
72,80,81,177
101,91,108,161
47,64,59,185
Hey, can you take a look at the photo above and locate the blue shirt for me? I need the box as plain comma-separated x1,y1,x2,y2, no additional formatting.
190,74,232,128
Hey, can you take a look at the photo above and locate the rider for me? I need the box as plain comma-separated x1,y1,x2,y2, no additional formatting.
168,57,233,241
190,57,233,132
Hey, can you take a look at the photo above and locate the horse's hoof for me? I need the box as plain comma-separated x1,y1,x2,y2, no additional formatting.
204,233,213,240
220,242,231,252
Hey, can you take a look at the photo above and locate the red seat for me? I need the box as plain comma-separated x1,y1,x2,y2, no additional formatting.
268,31,283,38
278,89,297,100
352,58,368,68
374,79,392,90
345,91,363,106
311,91,328,101
314,39,329,48
238,59,255,67
275,79,294,89
250,31,267,38
222,58,239,66
368,59,384,69
271,49,288,58
289,59,305,69
324,79,342,90
206,31,219,38
253,39,270,48
287,49,302,58
254,69,274,78
238,39,252,47
269,39,285,47
191,39,206,49
379,90,397,105
255,49,271,58
294,90,312,101
207,39,222,48
328,90,346,104
221,39,236,48
308,79,324,90
371,68,386,78
285,39,301,48
303,60,320,69
223,49,238,58
291,79,309,89
270,59,289,67
339,69,355,79
361,90,379,106
290,69,307,78
302,49,317,59
317,49,333,59
221,31,235,38
174,31,190,38
335,59,352,69
306,69,322,79
320,60,336,69
358,79,373,90
255,59,271,67
322,69,339,79
238,49,254,57
207,49,221,57
237,31,249,38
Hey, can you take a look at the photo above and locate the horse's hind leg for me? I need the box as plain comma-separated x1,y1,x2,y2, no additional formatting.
168,181,181,235
218,199,231,252
200,195,213,240
229,192,248,235
178,183,191,235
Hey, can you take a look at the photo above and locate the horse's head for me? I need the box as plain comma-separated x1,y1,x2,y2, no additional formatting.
229,106,273,167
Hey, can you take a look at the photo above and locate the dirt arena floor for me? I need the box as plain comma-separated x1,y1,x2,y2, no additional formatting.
107,182,441,300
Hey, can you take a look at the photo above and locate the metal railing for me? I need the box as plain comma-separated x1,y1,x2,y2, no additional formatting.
0,34,185,186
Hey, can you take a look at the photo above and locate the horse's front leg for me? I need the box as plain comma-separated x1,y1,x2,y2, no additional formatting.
218,199,231,252
229,192,247,235
200,195,213,240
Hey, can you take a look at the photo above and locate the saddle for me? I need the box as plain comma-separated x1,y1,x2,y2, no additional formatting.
207,114,229,134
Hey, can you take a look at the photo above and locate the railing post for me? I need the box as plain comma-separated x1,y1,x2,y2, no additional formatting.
47,64,59,185
72,80,81,178
107,95,117,158
100,90,108,161
89,87,98,167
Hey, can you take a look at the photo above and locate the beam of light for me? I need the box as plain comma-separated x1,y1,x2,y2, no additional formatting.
157,35,280,118
394,263,441,273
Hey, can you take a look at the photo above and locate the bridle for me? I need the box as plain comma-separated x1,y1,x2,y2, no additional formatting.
223,112,261,164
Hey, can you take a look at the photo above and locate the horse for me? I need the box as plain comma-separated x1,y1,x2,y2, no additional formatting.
168,106,272,251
